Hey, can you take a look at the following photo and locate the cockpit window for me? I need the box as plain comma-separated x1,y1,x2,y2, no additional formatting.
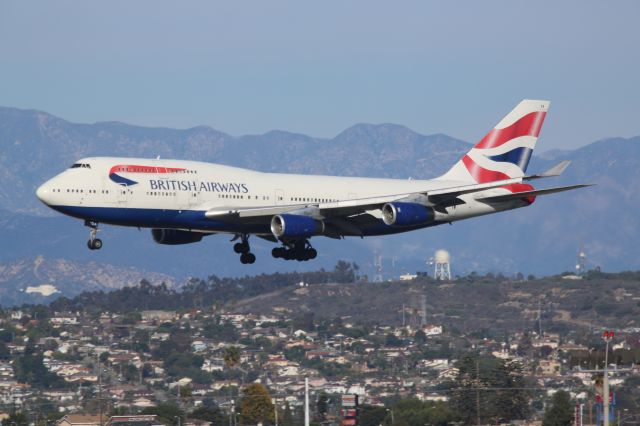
70,163,91,169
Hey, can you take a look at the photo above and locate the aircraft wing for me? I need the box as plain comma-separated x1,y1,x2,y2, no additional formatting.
474,184,593,203
204,177,525,220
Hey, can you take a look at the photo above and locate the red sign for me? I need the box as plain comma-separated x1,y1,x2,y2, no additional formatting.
342,419,357,426
341,409,357,417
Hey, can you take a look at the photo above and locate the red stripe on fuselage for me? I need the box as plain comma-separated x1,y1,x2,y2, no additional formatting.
108,164,186,175
475,111,546,149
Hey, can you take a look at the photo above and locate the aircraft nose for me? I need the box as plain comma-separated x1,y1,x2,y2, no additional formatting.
36,183,52,205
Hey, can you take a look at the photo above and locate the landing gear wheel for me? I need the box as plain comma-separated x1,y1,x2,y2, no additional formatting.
235,235,255,263
272,247,285,259
87,238,103,250
274,239,317,261
85,220,101,250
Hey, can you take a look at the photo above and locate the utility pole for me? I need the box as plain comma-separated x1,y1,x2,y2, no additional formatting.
274,396,278,426
98,354,103,426
476,360,481,426
304,377,310,426
603,330,614,426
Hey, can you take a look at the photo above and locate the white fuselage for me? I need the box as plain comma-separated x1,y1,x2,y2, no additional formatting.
36,157,528,237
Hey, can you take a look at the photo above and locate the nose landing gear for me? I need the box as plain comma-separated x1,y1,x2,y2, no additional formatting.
232,234,256,264
85,220,103,250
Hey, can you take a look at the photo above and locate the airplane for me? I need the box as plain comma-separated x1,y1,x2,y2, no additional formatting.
36,99,589,264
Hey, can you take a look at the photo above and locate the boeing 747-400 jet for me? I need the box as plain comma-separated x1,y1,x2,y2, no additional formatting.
36,100,589,264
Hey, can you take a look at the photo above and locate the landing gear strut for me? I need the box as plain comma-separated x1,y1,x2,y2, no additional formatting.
85,220,103,250
232,234,256,264
272,239,317,261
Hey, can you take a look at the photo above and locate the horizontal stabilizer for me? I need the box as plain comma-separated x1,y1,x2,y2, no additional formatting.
476,184,593,203
524,160,571,180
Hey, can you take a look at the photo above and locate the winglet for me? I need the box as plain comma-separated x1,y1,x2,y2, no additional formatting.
524,160,571,180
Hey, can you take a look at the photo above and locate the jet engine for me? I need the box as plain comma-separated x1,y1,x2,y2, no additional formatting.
381,202,435,226
151,229,205,245
270,214,325,239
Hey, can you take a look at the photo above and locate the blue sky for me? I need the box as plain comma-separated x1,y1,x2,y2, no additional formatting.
1,1,639,149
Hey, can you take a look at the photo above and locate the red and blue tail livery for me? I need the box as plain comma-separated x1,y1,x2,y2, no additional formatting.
36,99,590,264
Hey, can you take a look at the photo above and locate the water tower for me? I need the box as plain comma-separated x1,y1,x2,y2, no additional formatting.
433,249,452,280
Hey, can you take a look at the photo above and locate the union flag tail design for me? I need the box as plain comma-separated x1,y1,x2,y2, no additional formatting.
440,100,550,183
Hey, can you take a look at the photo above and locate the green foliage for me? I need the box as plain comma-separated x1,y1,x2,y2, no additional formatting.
391,398,458,426
292,312,315,332
142,403,184,426
190,406,226,425
359,405,388,426
315,392,328,421
281,402,294,426
239,383,274,426
203,317,239,341
13,343,68,389
542,390,574,426
2,411,28,426
164,352,210,383
50,263,361,314
451,353,530,424
223,346,240,368
0,341,11,361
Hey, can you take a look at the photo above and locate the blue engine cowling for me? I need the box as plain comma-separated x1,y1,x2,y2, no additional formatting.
152,229,205,245
271,214,325,239
382,202,435,226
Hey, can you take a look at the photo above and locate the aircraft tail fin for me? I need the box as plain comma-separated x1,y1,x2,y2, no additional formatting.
440,99,550,183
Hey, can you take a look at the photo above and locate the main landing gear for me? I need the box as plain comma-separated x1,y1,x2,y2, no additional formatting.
271,239,317,261
85,220,103,250
232,234,256,264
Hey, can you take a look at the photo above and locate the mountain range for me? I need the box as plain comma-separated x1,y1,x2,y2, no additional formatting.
0,106,638,305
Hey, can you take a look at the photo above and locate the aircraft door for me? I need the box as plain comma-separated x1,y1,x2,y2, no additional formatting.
102,178,119,205
116,185,132,205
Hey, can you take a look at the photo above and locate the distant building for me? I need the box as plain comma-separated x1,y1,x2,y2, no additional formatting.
107,415,162,426
140,311,176,322
57,414,102,426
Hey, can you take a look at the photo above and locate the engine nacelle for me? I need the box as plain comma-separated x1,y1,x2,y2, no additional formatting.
151,229,205,245
271,214,324,239
382,202,435,226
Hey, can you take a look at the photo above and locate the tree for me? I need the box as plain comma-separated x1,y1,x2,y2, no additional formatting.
316,392,329,421
142,403,183,426
2,411,28,426
281,402,294,426
542,390,574,426
190,406,226,425
358,405,387,426
451,353,530,424
224,346,241,369
239,383,274,426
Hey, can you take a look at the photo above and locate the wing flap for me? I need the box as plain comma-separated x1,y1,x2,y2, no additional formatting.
475,184,593,203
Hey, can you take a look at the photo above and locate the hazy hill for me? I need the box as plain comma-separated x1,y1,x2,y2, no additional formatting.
0,106,639,298
0,255,175,306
